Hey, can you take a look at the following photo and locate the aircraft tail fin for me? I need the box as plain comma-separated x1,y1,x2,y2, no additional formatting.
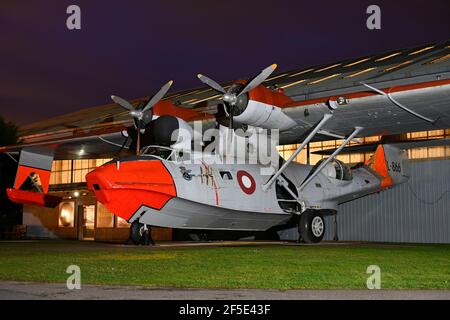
365,144,409,189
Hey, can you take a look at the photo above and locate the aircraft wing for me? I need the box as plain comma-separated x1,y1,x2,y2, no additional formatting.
14,40,450,150
180,40,450,141
1,127,132,160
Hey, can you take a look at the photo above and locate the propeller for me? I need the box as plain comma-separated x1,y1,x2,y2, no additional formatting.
111,80,173,155
197,64,277,129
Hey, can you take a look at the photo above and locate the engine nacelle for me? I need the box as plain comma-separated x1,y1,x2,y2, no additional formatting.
142,115,195,149
232,85,296,131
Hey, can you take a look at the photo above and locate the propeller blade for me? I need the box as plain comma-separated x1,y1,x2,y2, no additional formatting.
142,80,174,113
111,95,135,111
238,63,277,96
197,74,226,94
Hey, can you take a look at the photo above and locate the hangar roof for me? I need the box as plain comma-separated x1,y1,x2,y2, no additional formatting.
19,40,450,140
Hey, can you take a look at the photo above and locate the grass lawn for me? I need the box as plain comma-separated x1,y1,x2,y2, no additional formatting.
0,240,449,289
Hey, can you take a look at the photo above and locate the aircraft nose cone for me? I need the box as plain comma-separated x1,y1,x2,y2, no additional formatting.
86,159,176,221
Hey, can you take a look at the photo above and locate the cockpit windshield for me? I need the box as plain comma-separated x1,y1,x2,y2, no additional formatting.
141,145,190,162
313,158,353,181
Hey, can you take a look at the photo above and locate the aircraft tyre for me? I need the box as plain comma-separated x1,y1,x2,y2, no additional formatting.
299,211,325,243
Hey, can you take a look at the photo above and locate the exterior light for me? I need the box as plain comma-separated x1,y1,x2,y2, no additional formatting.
336,97,348,105
59,202,74,228
73,191,80,197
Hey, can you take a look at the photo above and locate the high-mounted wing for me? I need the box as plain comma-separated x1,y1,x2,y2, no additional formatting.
170,41,450,142
11,40,450,150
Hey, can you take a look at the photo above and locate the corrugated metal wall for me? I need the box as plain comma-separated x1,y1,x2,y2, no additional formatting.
279,158,450,243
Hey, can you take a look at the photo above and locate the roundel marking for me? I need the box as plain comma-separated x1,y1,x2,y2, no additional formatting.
237,170,256,195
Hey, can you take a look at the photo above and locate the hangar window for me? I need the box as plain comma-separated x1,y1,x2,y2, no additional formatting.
97,202,114,228
50,159,111,185
116,217,129,228
278,130,450,166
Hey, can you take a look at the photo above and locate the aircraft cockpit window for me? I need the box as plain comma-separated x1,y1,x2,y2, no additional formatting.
141,145,191,162
315,158,353,181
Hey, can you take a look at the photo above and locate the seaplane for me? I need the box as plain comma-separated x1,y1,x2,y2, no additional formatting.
1,41,450,243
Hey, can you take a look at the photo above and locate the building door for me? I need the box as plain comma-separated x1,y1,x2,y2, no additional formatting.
77,205,95,240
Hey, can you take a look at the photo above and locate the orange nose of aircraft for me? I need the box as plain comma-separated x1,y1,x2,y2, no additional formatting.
86,159,176,221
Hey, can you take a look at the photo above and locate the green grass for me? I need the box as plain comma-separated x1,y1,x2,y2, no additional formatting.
0,241,449,289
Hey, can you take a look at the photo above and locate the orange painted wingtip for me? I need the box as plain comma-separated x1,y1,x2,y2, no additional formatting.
6,188,62,208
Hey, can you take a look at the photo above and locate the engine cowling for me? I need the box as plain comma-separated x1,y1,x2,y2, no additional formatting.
230,84,296,131
141,115,194,149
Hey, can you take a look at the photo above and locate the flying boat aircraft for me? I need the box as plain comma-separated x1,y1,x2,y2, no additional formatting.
2,41,450,243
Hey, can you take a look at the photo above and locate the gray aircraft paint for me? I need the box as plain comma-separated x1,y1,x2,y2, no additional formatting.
132,145,406,231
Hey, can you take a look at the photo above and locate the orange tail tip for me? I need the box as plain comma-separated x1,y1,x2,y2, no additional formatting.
365,145,393,188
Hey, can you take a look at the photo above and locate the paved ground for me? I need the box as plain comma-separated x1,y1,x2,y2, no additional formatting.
0,281,449,300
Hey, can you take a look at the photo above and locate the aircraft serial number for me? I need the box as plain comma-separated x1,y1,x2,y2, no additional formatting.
388,161,402,173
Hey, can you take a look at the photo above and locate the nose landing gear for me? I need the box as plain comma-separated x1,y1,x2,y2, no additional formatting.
130,221,155,245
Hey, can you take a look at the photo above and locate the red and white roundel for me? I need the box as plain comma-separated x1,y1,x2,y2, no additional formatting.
237,170,256,195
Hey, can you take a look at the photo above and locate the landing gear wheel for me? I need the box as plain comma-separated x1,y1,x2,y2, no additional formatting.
130,221,145,245
298,211,325,243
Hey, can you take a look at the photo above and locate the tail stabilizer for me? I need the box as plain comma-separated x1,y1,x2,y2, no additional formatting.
365,144,409,188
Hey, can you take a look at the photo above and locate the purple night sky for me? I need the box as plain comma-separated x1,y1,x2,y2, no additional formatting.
0,0,449,125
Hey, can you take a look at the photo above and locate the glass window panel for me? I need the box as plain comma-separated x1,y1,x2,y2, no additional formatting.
410,131,427,139
89,159,96,168
80,169,88,182
350,153,364,164
62,160,71,171
296,149,307,164
409,148,427,159
116,216,130,228
428,147,445,158
322,140,335,147
283,150,293,161
428,130,444,137
73,170,82,183
61,171,69,184
310,154,323,165
56,172,61,185
73,160,82,170
96,202,114,228
336,154,350,163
